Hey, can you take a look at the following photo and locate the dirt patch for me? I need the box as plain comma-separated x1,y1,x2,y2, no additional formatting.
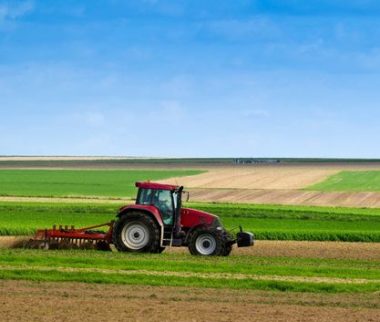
0,236,31,249
0,280,378,322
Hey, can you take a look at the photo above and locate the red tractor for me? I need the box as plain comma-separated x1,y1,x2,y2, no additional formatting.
31,182,254,256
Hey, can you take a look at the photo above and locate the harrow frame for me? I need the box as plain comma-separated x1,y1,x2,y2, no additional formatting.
28,221,114,250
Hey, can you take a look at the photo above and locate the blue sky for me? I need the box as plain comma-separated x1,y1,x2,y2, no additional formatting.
1,0,380,157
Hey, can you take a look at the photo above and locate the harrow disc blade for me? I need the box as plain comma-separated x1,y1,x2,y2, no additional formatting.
24,239,49,250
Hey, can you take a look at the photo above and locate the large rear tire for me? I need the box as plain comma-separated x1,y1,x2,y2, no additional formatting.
113,212,161,253
222,243,233,256
188,229,224,256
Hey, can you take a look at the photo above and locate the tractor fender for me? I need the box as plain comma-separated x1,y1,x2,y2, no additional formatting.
117,205,164,229
184,224,210,244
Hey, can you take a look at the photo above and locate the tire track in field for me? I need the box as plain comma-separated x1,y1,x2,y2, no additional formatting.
0,265,378,285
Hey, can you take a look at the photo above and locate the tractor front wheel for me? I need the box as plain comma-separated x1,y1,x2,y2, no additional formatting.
188,229,225,256
113,212,161,253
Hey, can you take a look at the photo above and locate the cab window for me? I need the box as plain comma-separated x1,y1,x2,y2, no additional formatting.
136,189,174,225
152,190,174,225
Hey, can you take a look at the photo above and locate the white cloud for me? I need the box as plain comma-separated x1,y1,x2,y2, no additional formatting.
0,0,34,22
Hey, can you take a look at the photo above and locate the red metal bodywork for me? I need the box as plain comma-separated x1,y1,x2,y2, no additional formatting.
118,204,164,226
132,181,217,229
118,203,217,230
180,208,217,228
135,182,177,191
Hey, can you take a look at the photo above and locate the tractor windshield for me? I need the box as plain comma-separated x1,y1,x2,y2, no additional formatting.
137,188,175,225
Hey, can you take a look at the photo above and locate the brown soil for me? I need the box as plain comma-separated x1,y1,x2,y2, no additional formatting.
0,280,378,322
0,236,31,249
187,188,380,208
166,240,380,260
244,240,380,260
1,237,379,260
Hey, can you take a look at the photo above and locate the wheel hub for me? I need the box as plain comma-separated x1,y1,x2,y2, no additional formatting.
195,233,216,255
121,223,150,250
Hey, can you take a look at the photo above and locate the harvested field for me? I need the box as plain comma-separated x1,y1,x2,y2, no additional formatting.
236,240,380,260
160,163,380,206
0,280,378,322
188,188,380,208
166,240,380,260
161,164,380,190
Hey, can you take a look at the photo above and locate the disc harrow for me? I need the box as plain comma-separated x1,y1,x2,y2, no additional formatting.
26,221,114,251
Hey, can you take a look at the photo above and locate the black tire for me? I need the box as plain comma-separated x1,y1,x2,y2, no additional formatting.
222,243,233,256
96,241,112,251
157,246,166,253
112,212,161,253
188,229,224,256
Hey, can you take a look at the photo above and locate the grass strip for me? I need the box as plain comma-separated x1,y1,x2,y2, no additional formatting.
0,268,378,293
0,201,380,242
307,170,380,192
1,250,379,281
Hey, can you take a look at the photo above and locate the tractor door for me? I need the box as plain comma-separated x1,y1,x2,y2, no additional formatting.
136,188,175,225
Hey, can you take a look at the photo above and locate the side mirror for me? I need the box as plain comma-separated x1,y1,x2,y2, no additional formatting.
183,191,190,202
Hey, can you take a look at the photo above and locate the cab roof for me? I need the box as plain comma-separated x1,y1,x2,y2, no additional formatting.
135,181,180,191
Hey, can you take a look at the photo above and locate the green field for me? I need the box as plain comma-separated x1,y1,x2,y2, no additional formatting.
0,169,203,198
1,201,379,242
0,249,378,293
308,171,380,192
0,167,379,302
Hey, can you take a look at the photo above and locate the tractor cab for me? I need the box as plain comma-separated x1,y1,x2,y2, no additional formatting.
135,182,183,227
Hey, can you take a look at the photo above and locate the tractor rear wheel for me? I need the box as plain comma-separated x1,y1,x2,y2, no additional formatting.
188,229,224,256
222,243,233,256
113,212,161,253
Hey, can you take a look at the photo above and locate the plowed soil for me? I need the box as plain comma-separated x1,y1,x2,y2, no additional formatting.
188,188,380,207
0,280,378,322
